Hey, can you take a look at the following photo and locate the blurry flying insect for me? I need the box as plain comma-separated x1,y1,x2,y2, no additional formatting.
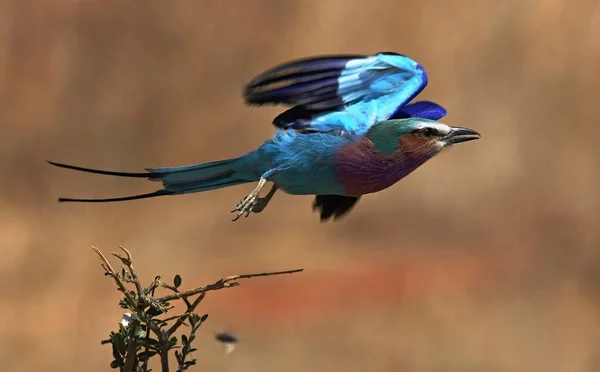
49,52,479,222
214,332,239,354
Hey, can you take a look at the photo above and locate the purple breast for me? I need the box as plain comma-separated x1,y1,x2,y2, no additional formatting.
334,138,434,196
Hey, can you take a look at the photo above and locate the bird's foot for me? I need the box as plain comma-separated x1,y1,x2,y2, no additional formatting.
231,178,268,221
249,197,269,213
231,193,260,221
230,194,270,219
251,184,278,214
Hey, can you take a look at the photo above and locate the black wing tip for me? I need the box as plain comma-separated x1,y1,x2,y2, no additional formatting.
312,195,361,222
245,53,368,87
243,53,371,105
272,107,317,129
378,51,406,57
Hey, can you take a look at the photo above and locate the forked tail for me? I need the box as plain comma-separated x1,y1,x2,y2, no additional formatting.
48,157,256,203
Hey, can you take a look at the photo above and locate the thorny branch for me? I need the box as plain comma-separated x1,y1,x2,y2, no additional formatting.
92,245,303,372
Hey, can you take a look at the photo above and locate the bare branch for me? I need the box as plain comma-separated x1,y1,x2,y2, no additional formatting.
115,245,145,296
157,268,304,302
92,246,138,309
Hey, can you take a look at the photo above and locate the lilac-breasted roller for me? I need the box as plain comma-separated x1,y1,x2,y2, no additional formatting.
49,52,480,222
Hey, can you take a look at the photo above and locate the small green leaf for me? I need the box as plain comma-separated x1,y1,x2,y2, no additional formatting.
138,337,159,347
111,344,121,361
131,312,143,322
175,350,182,364
181,335,188,346
119,299,129,309
170,336,178,346
134,325,146,338
146,306,164,317
112,333,127,356
188,348,197,353
200,314,209,322
137,350,157,361
173,274,182,288
110,360,122,369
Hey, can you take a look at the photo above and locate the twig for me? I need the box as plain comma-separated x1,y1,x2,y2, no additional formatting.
112,245,145,296
142,278,160,372
92,246,138,310
158,330,170,372
93,246,164,340
110,246,160,312
157,269,304,302
166,293,206,336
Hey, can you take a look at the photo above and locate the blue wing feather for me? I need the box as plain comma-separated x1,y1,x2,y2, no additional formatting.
244,52,434,135
390,100,447,121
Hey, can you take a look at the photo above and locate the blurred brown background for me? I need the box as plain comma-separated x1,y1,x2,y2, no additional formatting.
1,0,599,371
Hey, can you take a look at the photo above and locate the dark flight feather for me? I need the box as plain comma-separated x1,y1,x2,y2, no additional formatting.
312,195,361,221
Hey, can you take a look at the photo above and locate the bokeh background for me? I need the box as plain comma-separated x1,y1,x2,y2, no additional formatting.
1,1,599,371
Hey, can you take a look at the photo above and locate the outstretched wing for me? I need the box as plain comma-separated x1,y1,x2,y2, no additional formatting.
244,52,443,135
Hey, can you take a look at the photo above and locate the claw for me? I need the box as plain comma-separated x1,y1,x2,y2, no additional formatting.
230,180,278,222
231,196,256,221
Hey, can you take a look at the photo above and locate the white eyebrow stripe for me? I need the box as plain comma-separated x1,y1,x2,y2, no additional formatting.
413,121,451,135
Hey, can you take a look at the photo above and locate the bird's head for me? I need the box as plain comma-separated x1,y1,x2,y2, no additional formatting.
365,118,480,157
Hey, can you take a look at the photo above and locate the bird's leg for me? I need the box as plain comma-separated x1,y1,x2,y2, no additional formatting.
230,178,268,221
230,168,281,221
251,184,278,213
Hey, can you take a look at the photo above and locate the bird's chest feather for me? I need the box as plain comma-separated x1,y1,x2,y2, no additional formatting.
334,136,435,196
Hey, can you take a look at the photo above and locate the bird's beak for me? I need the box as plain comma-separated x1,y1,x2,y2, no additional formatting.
444,126,481,144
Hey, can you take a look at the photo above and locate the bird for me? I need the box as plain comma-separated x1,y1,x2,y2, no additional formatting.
49,52,480,222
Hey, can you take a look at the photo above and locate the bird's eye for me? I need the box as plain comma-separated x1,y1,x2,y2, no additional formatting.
421,128,434,137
